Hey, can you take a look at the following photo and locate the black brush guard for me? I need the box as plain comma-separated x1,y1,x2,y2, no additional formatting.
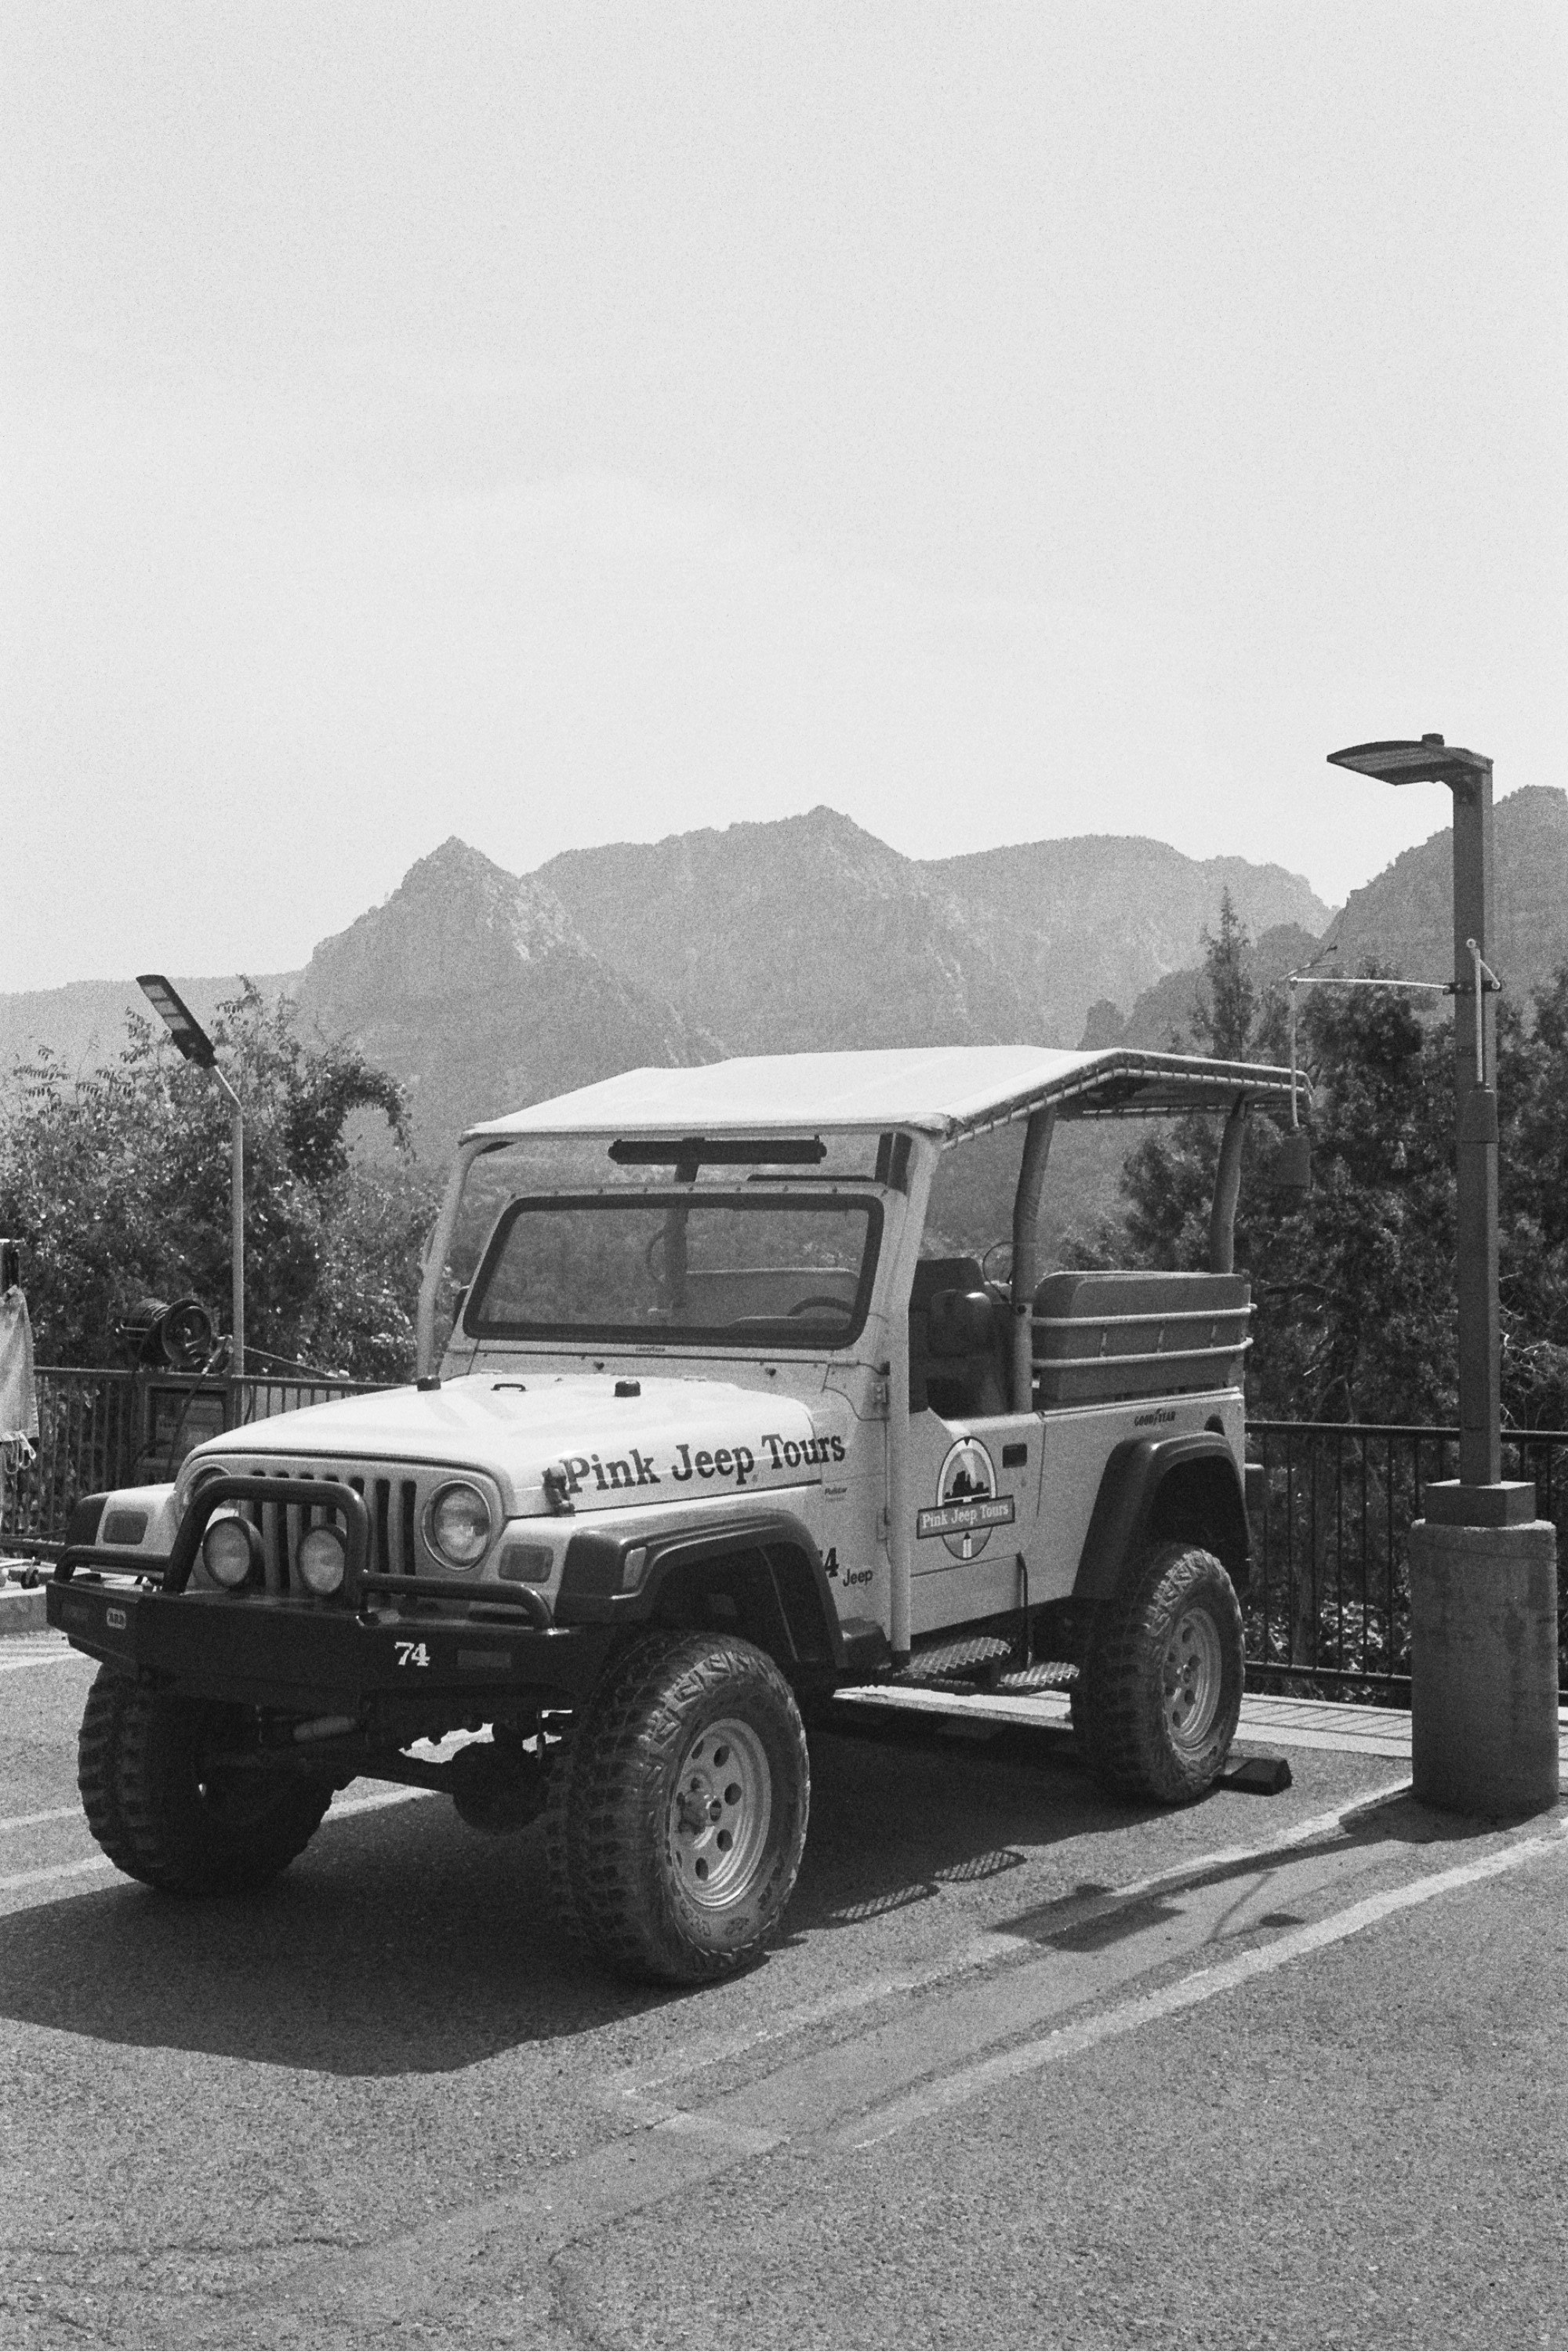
47,1475,609,1719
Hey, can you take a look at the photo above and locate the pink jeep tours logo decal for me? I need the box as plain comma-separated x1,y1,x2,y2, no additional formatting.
916,1437,1015,1561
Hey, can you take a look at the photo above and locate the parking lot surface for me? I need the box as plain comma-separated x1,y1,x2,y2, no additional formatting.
2,1631,1566,2349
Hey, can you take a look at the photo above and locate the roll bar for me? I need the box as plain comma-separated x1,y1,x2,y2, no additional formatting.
1005,1089,1254,1410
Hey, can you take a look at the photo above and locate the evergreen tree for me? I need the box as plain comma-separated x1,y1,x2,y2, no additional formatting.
1105,916,1568,1432
1192,890,1256,1061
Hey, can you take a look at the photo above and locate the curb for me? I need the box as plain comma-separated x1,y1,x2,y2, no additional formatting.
0,1585,49,1637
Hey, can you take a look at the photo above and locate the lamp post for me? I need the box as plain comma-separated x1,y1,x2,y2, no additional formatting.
1325,739,1558,1813
137,977,245,1382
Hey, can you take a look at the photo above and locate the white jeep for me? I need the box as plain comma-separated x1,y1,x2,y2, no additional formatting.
50,1044,1291,1984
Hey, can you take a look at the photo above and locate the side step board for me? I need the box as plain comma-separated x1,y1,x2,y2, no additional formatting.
996,1660,1079,1694
834,1682,1076,1734
895,1632,1012,1684
887,1634,1080,1693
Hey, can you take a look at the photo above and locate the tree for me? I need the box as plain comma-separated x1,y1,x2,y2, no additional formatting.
1497,967,1568,1427
1192,890,1256,1061
1111,922,1568,1433
1091,912,1568,1664
1106,914,1460,1425
0,989,441,1381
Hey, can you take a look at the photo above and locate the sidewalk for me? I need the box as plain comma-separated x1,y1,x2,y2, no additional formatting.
835,1679,1568,1762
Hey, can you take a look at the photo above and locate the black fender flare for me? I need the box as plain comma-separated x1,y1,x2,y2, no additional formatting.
554,1508,846,1671
1072,1435,1250,1604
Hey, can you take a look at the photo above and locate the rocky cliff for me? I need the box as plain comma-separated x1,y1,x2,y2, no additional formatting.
539,808,1331,1058
925,838,1328,1045
1327,786,1568,1001
294,838,712,1148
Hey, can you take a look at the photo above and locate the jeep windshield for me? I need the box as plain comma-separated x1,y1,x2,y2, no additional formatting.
463,1190,883,1349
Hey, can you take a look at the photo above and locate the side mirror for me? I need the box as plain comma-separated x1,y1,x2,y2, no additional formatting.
927,1288,998,1358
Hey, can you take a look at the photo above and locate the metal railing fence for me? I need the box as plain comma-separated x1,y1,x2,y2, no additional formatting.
1244,1421,1568,1698
2,1365,379,1556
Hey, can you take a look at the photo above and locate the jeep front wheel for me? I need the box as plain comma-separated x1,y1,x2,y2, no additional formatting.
78,1668,333,1894
546,1632,810,1984
1073,1542,1243,1805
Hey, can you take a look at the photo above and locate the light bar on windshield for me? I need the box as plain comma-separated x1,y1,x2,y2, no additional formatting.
608,1136,828,1177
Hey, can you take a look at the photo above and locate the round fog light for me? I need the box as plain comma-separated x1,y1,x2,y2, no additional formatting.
298,1523,347,1596
202,1515,259,1589
428,1482,492,1568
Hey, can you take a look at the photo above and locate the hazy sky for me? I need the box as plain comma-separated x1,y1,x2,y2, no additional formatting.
4,2,1563,990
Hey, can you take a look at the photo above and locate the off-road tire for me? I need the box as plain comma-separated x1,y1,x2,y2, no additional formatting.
1073,1542,1243,1806
546,1632,810,1984
78,1668,333,1894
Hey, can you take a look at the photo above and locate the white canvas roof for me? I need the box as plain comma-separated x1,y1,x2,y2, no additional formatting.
463,1045,1298,1146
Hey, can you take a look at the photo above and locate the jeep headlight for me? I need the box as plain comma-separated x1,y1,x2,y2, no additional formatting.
297,1523,347,1597
203,1514,261,1589
426,1482,492,1568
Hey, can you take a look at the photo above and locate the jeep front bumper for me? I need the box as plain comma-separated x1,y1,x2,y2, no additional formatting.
46,1573,616,1717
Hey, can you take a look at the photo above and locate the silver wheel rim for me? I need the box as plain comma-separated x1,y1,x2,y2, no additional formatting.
667,1716,772,1911
1163,1607,1223,1751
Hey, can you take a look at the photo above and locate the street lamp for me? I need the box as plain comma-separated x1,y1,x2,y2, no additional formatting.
137,977,245,1381
1326,738,1557,1814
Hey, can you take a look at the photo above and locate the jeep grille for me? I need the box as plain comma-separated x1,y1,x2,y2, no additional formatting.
198,1458,497,1597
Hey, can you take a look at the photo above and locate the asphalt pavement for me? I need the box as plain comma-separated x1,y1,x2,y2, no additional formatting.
2,1629,1565,2350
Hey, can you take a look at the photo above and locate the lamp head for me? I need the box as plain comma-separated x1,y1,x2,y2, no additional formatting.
1327,735,1491,787
136,975,217,1066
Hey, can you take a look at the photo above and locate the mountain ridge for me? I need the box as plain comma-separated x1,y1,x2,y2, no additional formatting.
9,798,1562,1172
0,972,303,1084
1328,785,1568,1000
539,808,1331,1058
295,835,714,1147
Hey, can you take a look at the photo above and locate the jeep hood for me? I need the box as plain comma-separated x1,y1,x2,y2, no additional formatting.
190,1375,832,1515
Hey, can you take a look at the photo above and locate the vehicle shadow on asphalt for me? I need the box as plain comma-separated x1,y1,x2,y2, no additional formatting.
0,1722,1463,2078
0,1722,1102,2074
786,1715,1091,1932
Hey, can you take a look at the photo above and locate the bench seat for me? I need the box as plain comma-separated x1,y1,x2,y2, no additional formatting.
1032,1270,1251,1406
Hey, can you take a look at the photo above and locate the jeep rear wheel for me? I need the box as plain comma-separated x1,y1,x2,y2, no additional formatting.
1073,1543,1243,1805
546,1632,810,1984
78,1668,333,1894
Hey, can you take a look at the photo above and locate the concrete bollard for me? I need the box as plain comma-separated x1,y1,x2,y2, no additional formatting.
1410,1517,1560,1816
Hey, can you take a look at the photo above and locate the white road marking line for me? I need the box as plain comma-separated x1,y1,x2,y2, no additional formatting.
328,1784,438,1819
689,1838,1410,2145
1046,1780,1413,1914
601,1777,1412,2101
190,1778,1432,2331
246,2102,787,2332
235,1784,1461,2334
0,1780,444,1902
0,1647,87,1674
0,1855,114,1894
0,1785,441,1845
843,1813,1568,2148
601,1936,1020,2100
